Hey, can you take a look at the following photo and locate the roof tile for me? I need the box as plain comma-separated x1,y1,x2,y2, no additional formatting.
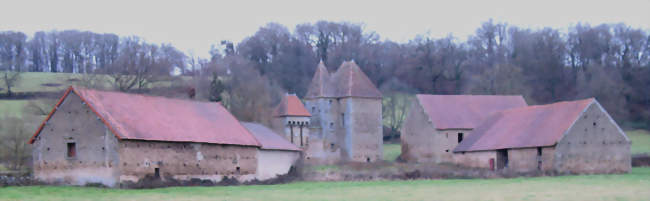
454,98,595,152
417,94,528,130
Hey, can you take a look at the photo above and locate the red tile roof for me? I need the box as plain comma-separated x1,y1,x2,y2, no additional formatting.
417,94,528,130
305,61,382,99
29,86,261,147
242,122,301,151
273,94,311,117
454,98,595,152
305,61,331,99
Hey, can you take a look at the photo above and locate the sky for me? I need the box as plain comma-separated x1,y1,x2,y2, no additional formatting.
1,0,648,58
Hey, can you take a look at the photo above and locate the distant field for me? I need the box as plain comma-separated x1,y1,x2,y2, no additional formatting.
6,72,190,93
1,168,649,201
0,100,29,118
12,72,84,92
628,129,650,154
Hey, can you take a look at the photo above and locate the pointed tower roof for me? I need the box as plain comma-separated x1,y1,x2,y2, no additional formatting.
305,60,332,99
273,94,311,117
329,61,382,99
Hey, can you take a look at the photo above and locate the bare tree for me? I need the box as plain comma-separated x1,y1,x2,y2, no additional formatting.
1,70,21,97
0,116,31,171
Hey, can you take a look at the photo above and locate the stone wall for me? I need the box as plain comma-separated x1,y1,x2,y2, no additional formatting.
554,102,631,174
31,92,121,187
118,140,258,184
344,98,383,162
400,100,472,164
506,147,555,172
453,151,497,169
304,98,343,164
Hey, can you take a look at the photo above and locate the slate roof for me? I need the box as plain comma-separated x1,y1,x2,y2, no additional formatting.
305,60,381,99
454,98,595,152
273,94,311,117
242,122,301,151
29,86,261,147
416,94,528,130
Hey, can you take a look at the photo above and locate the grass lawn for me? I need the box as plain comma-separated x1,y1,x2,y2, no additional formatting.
10,72,84,92
7,72,192,93
0,100,29,118
1,167,649,201
628,129,650,154
383,143,401,161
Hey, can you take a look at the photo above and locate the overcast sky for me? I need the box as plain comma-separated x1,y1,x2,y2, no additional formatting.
1,0,648,58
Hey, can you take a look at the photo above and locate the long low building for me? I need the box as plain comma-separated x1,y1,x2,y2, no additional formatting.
29,86,300,187
454,98,630,173
402,95,631,174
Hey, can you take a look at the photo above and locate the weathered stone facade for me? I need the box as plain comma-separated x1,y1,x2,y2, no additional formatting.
31,93,120,186
403,95,630,174
118,140,258,184
303,61,383,164
553,102,631,173
31,92,259,187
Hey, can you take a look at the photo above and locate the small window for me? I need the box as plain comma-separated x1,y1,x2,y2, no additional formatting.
341,113,345,127
67,142,76,158
154,168,160,178
445,149,449,153
458,133,464,143
312,107,316,113
593,122,597,127
330,122,334,128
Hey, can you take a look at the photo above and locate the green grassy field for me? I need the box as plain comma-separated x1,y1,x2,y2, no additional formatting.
1,167,649,201
628,129,650,154
383,143,401,161
11,72,83,92
0,100,29,118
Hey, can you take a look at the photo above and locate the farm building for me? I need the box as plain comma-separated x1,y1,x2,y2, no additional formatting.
454,98,631,173
28,86,299,187
241,122,301,181
271,94,311,148
303,60,383,164
400,95,528,164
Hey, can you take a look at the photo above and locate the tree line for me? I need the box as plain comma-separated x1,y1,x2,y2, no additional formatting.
1,20,649,128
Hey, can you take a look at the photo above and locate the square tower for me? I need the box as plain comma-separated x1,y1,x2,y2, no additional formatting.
303,61,383,164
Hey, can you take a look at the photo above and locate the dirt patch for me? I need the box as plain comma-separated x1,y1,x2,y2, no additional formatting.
41,83,63,87
66,78,81,82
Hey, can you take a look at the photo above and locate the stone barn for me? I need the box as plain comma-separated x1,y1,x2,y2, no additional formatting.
454,98,631,174
303,61,383,164
271,94,311,148
400,95,528,163
28,86,297,187
242,122,301,181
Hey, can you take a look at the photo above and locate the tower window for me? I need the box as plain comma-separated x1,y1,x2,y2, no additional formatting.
67,142,76,158
341,113,345,127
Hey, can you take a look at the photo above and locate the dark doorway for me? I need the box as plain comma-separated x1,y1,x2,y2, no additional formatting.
154,168,160,178
458,133,464,143
537,147,543,170
66,142,76,158
496,149,508,170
